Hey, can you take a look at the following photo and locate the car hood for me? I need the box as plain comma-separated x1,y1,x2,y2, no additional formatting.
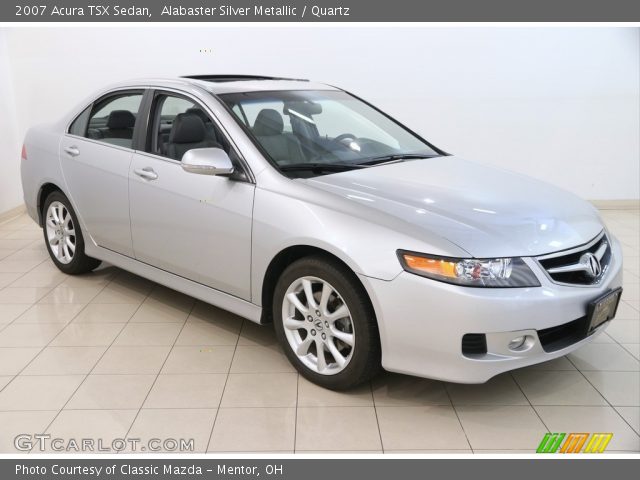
304,156,603,258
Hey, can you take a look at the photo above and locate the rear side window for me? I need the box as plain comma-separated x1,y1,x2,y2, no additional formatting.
68,106,91,136
85,92,144,148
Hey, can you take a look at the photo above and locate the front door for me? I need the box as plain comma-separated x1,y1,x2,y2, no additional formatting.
128,92,255,300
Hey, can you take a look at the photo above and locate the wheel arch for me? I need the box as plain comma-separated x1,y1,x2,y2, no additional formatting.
259,244,375,325
36,182,64,226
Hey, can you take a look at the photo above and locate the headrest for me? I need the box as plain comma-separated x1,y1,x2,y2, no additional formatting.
185,107,211,124
253,109,284,136
169,113,206,144
106,110,136,129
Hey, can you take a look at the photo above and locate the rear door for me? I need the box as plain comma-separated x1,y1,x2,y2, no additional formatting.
128,90,255,299
59,90,145,256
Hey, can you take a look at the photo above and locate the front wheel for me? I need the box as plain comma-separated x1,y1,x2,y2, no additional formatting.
42,191,101,275
273,256,381,390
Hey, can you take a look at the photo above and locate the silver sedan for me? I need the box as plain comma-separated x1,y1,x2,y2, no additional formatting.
20,75,623,389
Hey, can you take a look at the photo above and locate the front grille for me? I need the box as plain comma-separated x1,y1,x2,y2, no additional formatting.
461,333,487,356
537,316,589,352
537,232,611,286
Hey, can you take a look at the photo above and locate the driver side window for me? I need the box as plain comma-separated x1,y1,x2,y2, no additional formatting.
148,94,228,161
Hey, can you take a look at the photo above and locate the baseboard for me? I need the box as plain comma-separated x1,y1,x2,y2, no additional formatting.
590,199,640,210
0,204,26,224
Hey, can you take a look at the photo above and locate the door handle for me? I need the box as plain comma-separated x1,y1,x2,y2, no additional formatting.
134,167,158,181
64,146,80,157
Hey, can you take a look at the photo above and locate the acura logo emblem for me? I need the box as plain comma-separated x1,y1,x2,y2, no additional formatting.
580,252,602,278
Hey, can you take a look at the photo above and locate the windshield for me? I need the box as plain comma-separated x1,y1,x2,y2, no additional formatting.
220,90,441,177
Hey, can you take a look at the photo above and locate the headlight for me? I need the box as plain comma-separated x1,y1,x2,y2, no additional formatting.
397,250,541,287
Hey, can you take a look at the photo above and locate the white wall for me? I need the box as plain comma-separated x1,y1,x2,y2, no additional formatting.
0,30,21,214
1,27,638,214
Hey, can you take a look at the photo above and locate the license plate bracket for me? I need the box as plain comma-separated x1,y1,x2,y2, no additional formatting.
587,287,623,335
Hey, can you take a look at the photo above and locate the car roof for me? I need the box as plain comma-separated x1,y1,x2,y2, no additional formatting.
107,75,339,95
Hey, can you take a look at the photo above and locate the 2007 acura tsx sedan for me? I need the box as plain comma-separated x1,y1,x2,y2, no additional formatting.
21,75,623,389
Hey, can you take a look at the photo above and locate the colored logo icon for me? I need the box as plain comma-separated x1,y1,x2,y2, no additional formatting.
536,432,613,453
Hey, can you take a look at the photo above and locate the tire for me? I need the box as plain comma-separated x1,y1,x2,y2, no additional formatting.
42,191,101,275
273,255,381,390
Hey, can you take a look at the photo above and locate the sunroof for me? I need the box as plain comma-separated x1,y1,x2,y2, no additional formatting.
182,75,308,83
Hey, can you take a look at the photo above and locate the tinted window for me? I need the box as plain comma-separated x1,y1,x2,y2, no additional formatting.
149,93,228,161
68,106,91,136
85,92,143,148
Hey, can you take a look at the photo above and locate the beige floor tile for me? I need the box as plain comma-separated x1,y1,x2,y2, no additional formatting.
39,285,102,304
0,376,11,390
176,317,242,346
128,408,216,453
0,239,34,251
161,346,235,374
535,406,640,451
143,374,227,408
0,287,51,304
376,406,468,450
0,375,84,411
0,323,66,347
23,346,106,375
60,269,116,288
130,299,190,324
13,304,84,324
114,323,182,346
91,284,148,304
0,259,44,274
615,407,640,435
109,271,156,291
0,348,41,375
2,230,41,241
371,373,450,406
51,323,126,347
9,271,66,288
0,410,58,453
66,374,156,410
622,344,640,360
517,356,578,372
0,304,31,323
0,273,23,289
447,374,528,406
44,409,137,453
569,343,640,371
230,346,296,373
92,346,171,374
384,449,472,454
513,370,607,406
237,322,279,347
146,286,195,312
297,376,373,407
583,371,640,406
606,320,640,344
456,405,547,450
616,302,640,320
221,373,298,408
72,303,138,324
209,407,295,452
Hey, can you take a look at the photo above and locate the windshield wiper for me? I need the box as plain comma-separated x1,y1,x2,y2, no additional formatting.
279,163,369,173
358,153,438,166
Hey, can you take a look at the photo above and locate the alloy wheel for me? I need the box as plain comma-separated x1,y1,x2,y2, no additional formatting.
45,201,76,264
281,276,355,375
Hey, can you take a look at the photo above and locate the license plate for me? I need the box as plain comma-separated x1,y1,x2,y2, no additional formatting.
587,287,623,334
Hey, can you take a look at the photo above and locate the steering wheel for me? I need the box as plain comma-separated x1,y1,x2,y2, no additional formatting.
331,133,357,145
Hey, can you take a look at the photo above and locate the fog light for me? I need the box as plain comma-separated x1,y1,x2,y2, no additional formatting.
508,335,533,352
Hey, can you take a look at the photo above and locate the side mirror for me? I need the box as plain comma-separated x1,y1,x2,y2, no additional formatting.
181,148,235,176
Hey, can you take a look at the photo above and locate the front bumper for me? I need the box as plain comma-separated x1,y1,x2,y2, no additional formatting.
359,237,623,383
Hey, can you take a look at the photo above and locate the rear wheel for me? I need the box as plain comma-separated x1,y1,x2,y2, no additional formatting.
42,191,101,275
273,255,380,390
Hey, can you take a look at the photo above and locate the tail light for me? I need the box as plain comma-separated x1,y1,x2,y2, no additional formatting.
21,144,27,161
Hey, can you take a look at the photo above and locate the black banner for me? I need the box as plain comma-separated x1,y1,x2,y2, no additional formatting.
4,459,640,480
4,0,640,22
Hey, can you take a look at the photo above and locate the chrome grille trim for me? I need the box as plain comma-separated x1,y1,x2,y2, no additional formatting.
536,230,611,287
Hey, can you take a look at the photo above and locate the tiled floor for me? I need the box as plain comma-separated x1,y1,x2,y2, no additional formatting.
0,209,638,454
